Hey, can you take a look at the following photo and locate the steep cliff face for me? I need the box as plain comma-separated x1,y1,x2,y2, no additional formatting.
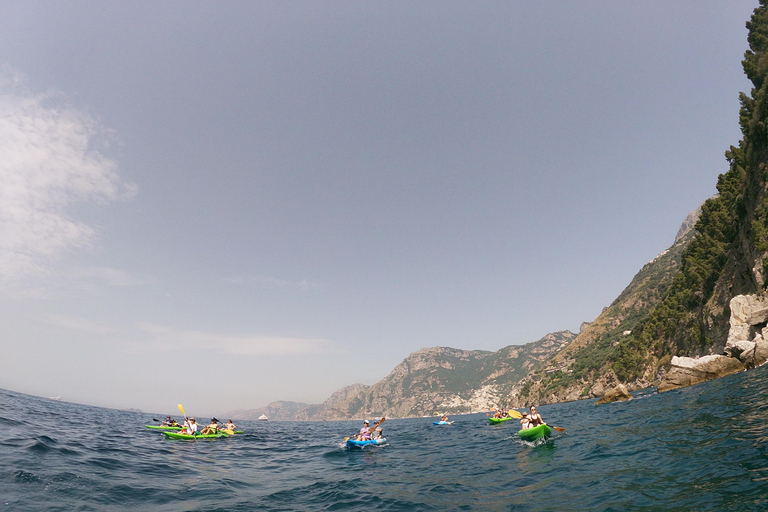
619,2,768,378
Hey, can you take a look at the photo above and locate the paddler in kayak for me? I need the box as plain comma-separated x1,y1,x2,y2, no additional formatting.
162,416,174,426
520,412,532,430
180,417,198,435
440,413,449,422
224,419,236,430
200,418,220,435
355,420,372,441
528,406,544,426
371,420,383,440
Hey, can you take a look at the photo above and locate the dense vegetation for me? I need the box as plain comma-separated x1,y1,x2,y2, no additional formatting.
609,1,768,383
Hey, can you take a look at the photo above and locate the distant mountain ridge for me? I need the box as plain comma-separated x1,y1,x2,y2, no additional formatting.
230,332,575,420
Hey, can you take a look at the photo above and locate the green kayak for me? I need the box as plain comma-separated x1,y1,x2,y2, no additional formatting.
163,431,227,440
489,416,516,425
518,424,552,441
146,425,182,430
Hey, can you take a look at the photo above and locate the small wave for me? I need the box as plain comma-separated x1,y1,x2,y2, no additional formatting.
13,470,40,483
26,435,58,454
0,416,23,427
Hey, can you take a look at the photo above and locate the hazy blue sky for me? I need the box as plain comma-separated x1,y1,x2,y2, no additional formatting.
0,1,757,416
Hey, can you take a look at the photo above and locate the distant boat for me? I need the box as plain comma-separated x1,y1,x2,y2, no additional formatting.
49,396,61,401
258,414,269,421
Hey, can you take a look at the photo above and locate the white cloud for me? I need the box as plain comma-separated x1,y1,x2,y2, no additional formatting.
132,322,334,356
0,69,136,283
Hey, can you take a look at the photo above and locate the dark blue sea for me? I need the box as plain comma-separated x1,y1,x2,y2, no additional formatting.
2,366,768,511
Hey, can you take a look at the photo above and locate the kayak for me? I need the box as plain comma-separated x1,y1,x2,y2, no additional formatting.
489,416,516,425
433,421,453,425
346,438,387,449
517,424,552,441
145,425,182,430
163,431,227,440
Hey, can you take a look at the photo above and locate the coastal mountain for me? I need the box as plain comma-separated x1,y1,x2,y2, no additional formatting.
230,332,575,420
325,331,576,419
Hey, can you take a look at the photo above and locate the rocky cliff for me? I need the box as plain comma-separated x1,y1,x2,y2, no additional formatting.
335,331,575,418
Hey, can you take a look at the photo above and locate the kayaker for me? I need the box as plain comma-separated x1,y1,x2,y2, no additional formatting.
200,418,219,435
440,414,449,422
162,416,174,426
493,408,502,418
529,406,544,426
181,417,198,435
224,419,236,430
371,420,383,440
520,412,532,430
356,420,371,441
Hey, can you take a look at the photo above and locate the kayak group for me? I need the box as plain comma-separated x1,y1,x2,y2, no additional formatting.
149,406,244,439
154,403,560,445
160,415,238,435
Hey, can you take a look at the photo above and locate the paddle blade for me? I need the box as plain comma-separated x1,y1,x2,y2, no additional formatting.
552,426,566,432
508,410,523,419
221,429,234,435
178,404,185,416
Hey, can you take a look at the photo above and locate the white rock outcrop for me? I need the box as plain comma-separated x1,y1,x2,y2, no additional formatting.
725,294,768,367
657,355,745,392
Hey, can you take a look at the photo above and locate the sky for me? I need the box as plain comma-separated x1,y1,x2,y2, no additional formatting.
0,1,758,417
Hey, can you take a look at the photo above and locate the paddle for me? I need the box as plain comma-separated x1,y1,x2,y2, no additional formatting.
344,417,385,442
178,403,195,436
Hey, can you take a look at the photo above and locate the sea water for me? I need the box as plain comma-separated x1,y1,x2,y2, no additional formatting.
2,365,768,511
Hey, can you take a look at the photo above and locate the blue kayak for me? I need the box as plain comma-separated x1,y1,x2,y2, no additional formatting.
346,438,386,449
433,421,453,425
